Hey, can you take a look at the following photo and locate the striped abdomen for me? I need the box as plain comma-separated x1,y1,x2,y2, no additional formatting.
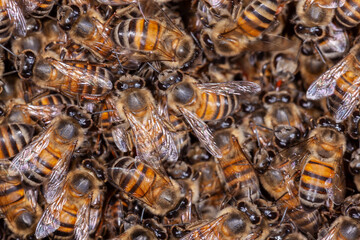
237,0,278,38
299,158,335,210
51,62,113,101
109,157,156,201
113,19,166,52
335,0,360,28
0,173,40,236
53,203,77,239
327,71,358,118
29,0,55,18
22,139,64,186
169,113,190,154
0,124,35,159
0,8,12,44
280,184,322,235
195,92,241,121
31,93,75,106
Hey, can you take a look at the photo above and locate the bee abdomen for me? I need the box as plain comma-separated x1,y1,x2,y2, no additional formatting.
237,0,278,38
0,124,35,159
196,92,241,121
32,94,75,106
0,9,11,44
30,0,55,18
335,0,360,28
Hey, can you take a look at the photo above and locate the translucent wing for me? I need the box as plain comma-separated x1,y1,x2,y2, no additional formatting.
180,214,228,240
74,195,91,240
178,107,222,158
5,0,27,37
35,190,67,239
9,125,53,176
304,0,345,8
43,142,77,204
306,56,351,100
124,104,178,169
17,104,65,125
328,162,345,205
330,79,360,121
112,125,131,152
24,187,39,210
46,58,113,90
196,81,261,96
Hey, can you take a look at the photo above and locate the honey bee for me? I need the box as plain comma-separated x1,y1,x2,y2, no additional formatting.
108,156,183,216
8,111,88,203
180,207,260,240
35,159,106,240
157,69,260,158
15,50,114,102
57,6,118,62
276,117,346,211
112,15,196,69
335,0,360,28
207,0,291,57
213,127,260,201
306,44,360,121
259,165,322,235
112,74,178,166
0,160,42,238
320,216,360,240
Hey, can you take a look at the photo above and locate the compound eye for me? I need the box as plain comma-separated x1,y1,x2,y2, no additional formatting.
264,94,277,104
115,81,129,91
281,94,291,103
66,106,77,117
79,117,92,128
314,27,323,37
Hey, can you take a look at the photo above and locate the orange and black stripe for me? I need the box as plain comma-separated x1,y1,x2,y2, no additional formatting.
299,158,335,210
0,5,12,44
335,0,360,28
195,92,241,121
32,93,75,106
53,204,77,238
0,124,35,159
237,0,278,38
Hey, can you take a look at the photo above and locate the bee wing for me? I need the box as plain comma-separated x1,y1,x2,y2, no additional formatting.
112,125,131,152
43,142,77,204
178,107,222,158
196,81,261,96
305,0,345,8
74,195,91,240
9,126,53,176
180,214,227,240
35,190,67,239
328,162,345,205
331,79,360,121
306,56,351,100
47,58,113,90
5,0,27,37
19,104,65,125
245,35,295,52
24,187,39,210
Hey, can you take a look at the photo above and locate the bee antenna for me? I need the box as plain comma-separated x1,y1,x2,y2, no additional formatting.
2,70,17,76
0,44,16,57
146,62,160,74
190,32,202,50
255,124,274,132
279,207,288,225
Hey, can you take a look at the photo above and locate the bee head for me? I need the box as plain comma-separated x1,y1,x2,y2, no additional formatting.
157,70,183,91
15,50,36,79
58,5,80,31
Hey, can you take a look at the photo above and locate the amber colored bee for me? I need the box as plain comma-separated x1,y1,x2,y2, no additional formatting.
335,0,360,28
157,69,260,157
112,16,195,69
259,165,322,235
0,160,42,238
35,159,106,240
320,216,360,240
213,127,260,200
9,112,87,197
277,117,346,211
108,156,183,216
207,0,290,56
113,75,178,167
180,207,260,240
307,44,360,121
15,50,114,102
57,6,118,62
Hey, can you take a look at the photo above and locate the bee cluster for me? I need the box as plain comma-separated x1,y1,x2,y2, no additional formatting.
1,0,360,239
